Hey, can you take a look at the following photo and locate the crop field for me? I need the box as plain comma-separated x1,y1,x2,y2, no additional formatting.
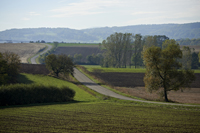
0,43,46,63
0,73,200,132
53,46,104,62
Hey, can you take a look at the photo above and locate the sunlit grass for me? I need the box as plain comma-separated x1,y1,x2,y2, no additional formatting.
82,65,200,73
82,65,146,73
18,73,97,102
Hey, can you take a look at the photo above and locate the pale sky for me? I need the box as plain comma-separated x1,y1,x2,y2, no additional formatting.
0,0,200,31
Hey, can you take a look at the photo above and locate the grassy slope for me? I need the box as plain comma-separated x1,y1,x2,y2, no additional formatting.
17,73,97,102
0,73,200,132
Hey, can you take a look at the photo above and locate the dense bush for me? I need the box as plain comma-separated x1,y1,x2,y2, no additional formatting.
0,84,75,106
0,52,21,85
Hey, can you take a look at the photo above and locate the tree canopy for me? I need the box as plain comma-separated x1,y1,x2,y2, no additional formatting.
0,52,21,85
143,39,195,102
45,54,74,77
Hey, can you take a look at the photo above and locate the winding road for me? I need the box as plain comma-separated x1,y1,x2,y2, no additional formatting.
31,44,200,107
31,43,53,64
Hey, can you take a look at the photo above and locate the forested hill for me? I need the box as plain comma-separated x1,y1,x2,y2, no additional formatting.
0,22,200,43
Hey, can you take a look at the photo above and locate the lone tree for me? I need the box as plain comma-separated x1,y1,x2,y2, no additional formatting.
45,54,74,77
143,39,195,102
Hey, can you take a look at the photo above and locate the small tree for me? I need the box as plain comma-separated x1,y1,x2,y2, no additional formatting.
0,53,9,85
143,39,195,102
45,54,74,77
2,51,21,83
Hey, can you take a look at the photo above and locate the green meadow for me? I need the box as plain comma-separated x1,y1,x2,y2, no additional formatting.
0,73,200,132
82,65,200,73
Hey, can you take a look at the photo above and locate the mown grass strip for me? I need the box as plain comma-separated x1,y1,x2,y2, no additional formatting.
82,65,146,73
82,65,200,73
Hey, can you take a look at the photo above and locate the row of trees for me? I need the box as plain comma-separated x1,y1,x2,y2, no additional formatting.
102,33,170,68
101,33,200,69
176,38,200,45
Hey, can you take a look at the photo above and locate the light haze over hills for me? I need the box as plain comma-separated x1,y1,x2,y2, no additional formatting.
0,22,200,43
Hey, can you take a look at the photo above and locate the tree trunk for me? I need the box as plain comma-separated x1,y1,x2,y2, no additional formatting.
164,88,169,102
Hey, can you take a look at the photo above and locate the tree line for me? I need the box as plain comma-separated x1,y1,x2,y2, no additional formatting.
100,33,200,69
176,38,200,45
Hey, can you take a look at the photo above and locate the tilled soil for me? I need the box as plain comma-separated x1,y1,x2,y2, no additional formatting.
93,72,200,104
0,43,45,63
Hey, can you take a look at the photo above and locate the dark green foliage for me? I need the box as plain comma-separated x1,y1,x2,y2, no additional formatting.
45,54,74,77
191,52,199,69
0,53,9,85
0,52,21,84
0,84,75,106
86,53,103,65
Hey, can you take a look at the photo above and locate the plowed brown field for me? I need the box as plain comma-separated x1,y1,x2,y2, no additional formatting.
0,43,45,63
93,72,200,104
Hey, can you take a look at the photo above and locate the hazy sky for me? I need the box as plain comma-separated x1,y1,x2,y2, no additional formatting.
0,0,199,31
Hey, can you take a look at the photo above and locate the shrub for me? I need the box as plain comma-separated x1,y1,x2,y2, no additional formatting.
0,84,75,106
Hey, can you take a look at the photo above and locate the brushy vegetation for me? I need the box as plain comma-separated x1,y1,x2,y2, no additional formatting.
0,84,75,106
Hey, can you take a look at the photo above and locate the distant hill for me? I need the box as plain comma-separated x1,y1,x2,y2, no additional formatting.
0,22,200,43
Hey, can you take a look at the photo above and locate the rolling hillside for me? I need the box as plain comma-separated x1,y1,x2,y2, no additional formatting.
0,22,200,43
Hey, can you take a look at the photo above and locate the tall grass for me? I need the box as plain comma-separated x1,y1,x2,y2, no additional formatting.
0,84,75,106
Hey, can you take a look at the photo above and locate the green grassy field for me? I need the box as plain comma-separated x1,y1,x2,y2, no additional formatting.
0,73,200,132
82,65,200,73
48,43,99,47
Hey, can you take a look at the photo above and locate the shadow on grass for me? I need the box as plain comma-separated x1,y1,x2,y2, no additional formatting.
0,100,87,109
17,74,34,84
71,81,105,86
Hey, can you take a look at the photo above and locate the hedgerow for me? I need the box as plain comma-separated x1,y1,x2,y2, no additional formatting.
0,84,75,106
